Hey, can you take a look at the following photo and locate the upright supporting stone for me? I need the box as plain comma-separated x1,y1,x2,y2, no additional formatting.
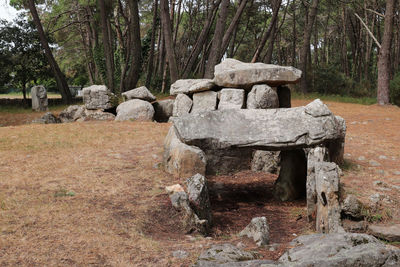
163,127,207,178
31,85,48,111
306,147,330,222
191,91,218,113
274,149,307,201
315,162,342,233
187,173,212,228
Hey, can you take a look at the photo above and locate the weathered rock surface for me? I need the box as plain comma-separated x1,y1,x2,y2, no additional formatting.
369,224,400,242
32,112,60,124
246,85,279,109
122,86,156,102
115,99,154,121
277,85,291,108
31,85,48,111
274,149,307,201
195,244,258,265
170,79,215,95
251,151,280,174
83,85,115,110
172,93,192,117
153,99,174,122
59,105,86,122
163,127,206,178
205,148,253,175
82,110,115,121
173,99,346,152
187,174,212,225
315,162,342,233
218,88,245,110
306,147,330,221
278,233,400,267
191,91,218,113
239,217,270,246
213,58,302,88
341,194,364,220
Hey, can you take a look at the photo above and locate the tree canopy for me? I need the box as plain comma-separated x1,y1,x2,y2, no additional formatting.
1,0,400,105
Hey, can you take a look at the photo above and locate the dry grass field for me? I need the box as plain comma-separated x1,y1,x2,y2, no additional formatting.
0,99,399,266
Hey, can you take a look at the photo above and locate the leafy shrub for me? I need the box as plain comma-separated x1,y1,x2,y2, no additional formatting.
312,65,354,95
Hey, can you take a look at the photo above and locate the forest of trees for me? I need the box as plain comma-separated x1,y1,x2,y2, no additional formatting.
1,0,400,106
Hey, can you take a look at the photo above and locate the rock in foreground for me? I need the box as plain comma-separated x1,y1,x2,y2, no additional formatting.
278,233,400,266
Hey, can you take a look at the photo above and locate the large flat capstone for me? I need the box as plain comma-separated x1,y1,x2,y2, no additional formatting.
213,58,302,88
173,99,345,151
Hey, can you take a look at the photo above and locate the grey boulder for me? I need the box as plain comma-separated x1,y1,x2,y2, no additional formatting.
122,86,156,102
246,84,279,109
278,233,400,266
115,99,154,121
187,173,212,225
32,112,60,124
59,105,86,122
195,244,258,265
172,93,193,117
170,79,215,95
251,151,280,174
83,85,115,110
31,85,48,111
369,224,400,242
191,91,218,113
217,88,245,110
239,217,270,246
173,99,346,151
213,58,302,88
341,194,365,220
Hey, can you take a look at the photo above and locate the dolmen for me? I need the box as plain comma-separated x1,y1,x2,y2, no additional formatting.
164,58,346,234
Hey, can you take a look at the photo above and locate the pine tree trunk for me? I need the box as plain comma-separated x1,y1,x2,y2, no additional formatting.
27,0,72,104
377,0,396,105
160,0,179,83
205,0,230,78
98,0,115,93
146,0,159,88
299,0,319,93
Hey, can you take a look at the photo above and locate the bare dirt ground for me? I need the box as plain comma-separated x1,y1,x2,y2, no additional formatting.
0,99,399,266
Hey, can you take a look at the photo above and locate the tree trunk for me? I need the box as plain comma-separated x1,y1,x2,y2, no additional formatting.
205,0,230,78
219,0,249,60
291,0,297,66
377,0,396,105
251,0,281,63
98,0,115,93
160,0,179,83
299,0,319,93
182,0,221,78
124,0,142,92
27,0,72,104
146,0,159,88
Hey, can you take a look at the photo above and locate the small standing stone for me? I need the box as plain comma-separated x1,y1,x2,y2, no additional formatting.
239,217,270,246
186,174,212,226
83,85,115,110
31,85,48,111
315,162,342,233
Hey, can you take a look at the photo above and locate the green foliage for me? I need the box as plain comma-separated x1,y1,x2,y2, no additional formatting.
292,91,377,105
0,17,53,95
389,72,400,106
93,44,107,84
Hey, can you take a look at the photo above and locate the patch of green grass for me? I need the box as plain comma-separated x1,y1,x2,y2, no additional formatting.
341,159,359,171
54,188,76,197
292,92,377,105
0,104,68,114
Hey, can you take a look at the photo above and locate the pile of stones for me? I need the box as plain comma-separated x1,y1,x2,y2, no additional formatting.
164,58,347,236
33,84,174,124
169,58,298,120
